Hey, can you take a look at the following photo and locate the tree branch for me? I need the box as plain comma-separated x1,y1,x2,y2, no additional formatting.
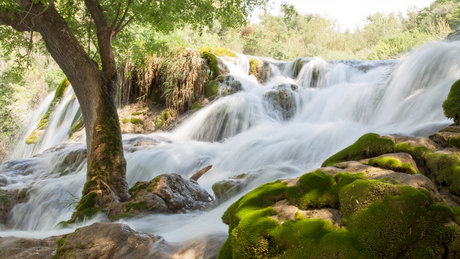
110,3,122,31
114,0,132,33
0,10,35,32
84,0,107,30
114,15,135,37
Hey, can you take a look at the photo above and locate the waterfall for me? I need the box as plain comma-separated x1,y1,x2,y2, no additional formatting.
1,41,459,243
7,87,83,160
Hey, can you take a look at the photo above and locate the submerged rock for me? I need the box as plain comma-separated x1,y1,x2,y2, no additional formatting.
263,84,298,120
212,171,261,203
218,75,243,96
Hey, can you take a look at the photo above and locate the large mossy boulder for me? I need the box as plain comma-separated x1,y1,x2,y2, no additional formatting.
443,79,460,125
219,169,460,259
322,132,460,195
321,133,395,167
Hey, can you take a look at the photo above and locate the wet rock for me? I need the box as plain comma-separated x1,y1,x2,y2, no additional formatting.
112,174,213,218
2,222,226,259
0,175,6,187
218,75,243,96
429,125,460,148
55,222,167,259
212,171,261,202
385,134,442,150
0,235,59,259
263,84,297,119
51,148,87,176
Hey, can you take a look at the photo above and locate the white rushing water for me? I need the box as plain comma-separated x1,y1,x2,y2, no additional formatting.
0,41,459,244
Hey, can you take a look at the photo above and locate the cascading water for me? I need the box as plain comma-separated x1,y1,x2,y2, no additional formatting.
7,87,83,160
1,41,459,248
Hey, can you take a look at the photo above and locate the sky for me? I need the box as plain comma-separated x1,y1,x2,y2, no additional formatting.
259,0,436,31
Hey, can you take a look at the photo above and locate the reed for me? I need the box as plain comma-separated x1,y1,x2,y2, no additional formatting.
117,47,210,113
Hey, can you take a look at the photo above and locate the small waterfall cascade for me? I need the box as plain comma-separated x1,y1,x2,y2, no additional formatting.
1,41,459,244
7,87,83,161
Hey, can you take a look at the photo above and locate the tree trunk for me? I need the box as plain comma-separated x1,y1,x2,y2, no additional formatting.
0,2,130,221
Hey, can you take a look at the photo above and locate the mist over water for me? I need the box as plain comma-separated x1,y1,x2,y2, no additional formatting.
1,41,459,243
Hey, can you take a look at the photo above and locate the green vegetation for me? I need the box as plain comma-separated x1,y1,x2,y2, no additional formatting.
366,156,420,174
219,170,458,258
322,132,460,195
201,51,219,79
122,118,129,124
205,80,219,97
394,143,460,195
130,118,142,124
68,118,84,138
131,112,142,115
155,109,174,129
199,47,237,57
443,79,460,125
321,133,395,167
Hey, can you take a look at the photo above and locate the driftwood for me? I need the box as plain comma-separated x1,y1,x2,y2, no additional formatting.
190,165,212,181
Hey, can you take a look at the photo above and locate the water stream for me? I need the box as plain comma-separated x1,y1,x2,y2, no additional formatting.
1,41,459,246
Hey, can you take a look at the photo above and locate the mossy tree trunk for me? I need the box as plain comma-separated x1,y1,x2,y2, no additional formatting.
0,1,130,218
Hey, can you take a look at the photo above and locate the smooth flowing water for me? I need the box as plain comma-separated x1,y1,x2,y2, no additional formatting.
1,41,459,245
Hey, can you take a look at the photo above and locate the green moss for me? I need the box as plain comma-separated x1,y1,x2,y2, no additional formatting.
130,118,142,124
199,47,237,57
448,136,460,148
205,80,219,97
122,118,129,124
68,192,104,223
25,130,41,144
219,169,458,258
395,143,460,195
76,241,85,249
367,156,420,174
108,212,132,221
68,118,84,138
150,91,165,104
126,201,147,211
55,234,68,259
128,181,148,196
201,51,219,79
17,188,28,200
442,79,460,125
0,190,9,209
131,112,142,115
321,133,395,167
291,58,305,78
191,101,201,110
249,58,261,79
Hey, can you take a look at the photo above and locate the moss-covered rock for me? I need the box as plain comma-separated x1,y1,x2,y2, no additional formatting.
321,133,395,167
205,80,219,97
249,58,262,82
366,156,419,174
443,79,460,125
199,47,237,57
201,52,219,79
219,169,460,258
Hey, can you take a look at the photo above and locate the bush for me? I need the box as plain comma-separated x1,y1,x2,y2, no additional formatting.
443,79,460,125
